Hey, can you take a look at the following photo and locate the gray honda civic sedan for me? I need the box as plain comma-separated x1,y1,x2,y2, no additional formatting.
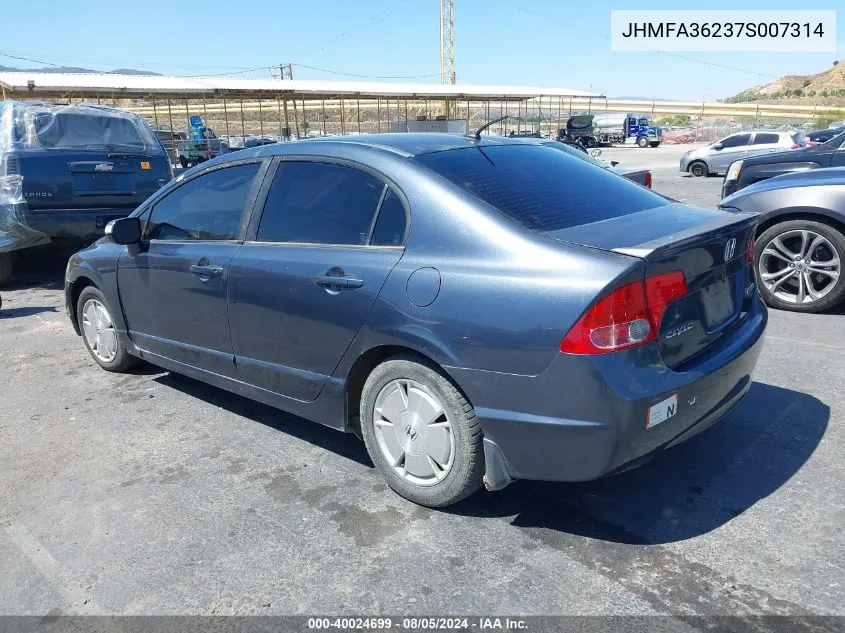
65,133,767,507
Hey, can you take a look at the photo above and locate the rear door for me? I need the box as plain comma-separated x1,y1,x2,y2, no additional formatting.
227,159,407,401
710,133,751,172
117,160,266,376
749,131,787,157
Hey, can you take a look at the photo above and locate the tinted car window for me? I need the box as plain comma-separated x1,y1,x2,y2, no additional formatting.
371,189,407,246
542,141,608,168
146,163,260,241
415,145,668,232
720,134,751,148
257,161,385,245
753,133,780,145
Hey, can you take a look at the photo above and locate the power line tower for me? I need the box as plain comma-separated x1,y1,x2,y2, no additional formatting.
439,0,455,84
278,63,294,80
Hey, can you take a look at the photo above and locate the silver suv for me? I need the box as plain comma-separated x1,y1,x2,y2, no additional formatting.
680,130,805,177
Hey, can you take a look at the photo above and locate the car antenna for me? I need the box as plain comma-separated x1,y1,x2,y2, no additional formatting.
472,115,509,140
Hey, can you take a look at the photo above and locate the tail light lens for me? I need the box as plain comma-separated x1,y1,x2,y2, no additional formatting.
560,271,687,355
644,171,652,189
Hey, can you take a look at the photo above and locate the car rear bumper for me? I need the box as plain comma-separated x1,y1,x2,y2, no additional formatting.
25,208,133,239
447,297,767,487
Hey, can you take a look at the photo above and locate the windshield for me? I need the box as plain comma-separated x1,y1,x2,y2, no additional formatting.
820,131,845,151
415,144,668,232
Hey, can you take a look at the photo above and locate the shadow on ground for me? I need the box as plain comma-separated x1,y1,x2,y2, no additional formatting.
448,381,829,545
151,373,828,545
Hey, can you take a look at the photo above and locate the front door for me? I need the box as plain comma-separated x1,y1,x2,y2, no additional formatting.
228,160,408,401
711,133,752,172
117,161,264,376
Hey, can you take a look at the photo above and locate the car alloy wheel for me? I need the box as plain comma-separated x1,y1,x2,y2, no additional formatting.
759,229,841,305
372,378,455,486
81,298,118,363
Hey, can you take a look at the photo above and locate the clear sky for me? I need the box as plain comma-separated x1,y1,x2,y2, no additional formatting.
1,0,843,101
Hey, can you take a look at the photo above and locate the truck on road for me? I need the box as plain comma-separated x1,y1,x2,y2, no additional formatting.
560,113,663,148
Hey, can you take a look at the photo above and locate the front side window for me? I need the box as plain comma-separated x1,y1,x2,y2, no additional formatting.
257,161,386,245
720,134,751,148
146,163,260,241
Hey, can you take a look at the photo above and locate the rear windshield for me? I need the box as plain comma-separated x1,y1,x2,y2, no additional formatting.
415,144,668,232
21,110,158,151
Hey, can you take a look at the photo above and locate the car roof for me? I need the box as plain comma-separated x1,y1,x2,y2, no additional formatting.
230,133,540,160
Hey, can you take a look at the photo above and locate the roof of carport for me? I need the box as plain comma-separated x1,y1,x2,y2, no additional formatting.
0,72,602,100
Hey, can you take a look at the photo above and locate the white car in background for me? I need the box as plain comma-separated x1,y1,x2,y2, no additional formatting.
679,130,806,177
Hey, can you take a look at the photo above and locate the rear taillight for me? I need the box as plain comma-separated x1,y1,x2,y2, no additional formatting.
644,171,652,189
560,271,687,355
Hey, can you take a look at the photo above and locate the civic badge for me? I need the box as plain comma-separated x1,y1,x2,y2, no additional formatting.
724,238,737,261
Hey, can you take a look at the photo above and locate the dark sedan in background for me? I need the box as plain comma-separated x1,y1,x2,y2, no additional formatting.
722,130,845,198
721,167,845,312
64,134,766,507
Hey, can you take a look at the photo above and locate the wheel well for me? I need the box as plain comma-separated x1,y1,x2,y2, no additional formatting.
67,276,96,333
344,345,453,437
755,212,845,240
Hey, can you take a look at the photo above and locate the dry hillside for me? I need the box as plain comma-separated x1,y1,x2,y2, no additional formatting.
728,60,845,105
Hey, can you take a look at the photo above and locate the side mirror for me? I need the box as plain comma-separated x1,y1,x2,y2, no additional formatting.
105,216,142,245
713,142,724,150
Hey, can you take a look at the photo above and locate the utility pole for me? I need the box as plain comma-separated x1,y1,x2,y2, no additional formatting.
440,0,455,85
278,63,294,80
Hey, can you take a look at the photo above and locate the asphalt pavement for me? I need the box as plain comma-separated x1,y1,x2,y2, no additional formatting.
0,144,842,617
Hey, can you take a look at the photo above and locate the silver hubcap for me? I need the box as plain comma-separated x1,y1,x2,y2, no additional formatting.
81,299,118,363
759,230,841,304
373,379,455,487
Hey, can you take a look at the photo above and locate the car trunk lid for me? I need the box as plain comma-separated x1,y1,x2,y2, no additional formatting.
545,203,758,368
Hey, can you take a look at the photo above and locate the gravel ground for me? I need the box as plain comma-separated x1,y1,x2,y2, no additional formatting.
0,144,843,617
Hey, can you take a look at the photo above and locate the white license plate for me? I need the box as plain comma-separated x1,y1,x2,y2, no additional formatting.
647,394,678,429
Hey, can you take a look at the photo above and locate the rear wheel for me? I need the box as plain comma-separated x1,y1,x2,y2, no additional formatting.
0,252,13,287
650,141,661,147
360,357,484,507
755,219,845,313
636,136,649,148
583,137,597,148
77,286,139,372
688,161,708,178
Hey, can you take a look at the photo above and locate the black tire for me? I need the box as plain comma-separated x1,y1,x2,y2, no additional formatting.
688,161,708,177
76,286,139,372
0,252,13,287
179,157,189,169
755,219,845,313
583,137,597,149
360,356,484,508
636,136,649,148
650,141,661,147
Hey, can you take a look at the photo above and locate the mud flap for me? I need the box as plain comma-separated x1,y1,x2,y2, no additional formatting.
482,438,516,492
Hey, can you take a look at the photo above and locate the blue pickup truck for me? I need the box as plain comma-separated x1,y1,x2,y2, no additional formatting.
0,101,172,285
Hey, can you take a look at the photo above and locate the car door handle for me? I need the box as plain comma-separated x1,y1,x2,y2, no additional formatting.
190,263,224,278
313,274,364,289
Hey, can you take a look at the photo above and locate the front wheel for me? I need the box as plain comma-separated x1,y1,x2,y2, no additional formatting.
688,161,708,178
755,219,845,313
360,357,484,507
583,137,597,148
636,136,649,148
77,286,139,372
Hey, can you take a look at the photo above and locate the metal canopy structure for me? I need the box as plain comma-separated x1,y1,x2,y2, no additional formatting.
0,72,600,101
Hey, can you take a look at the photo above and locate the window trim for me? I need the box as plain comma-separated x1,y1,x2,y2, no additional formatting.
142,158,270,243
244,155,410,248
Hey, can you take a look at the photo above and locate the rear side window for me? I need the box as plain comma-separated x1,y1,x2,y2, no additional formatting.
753,133,780,145
415,145,667,232
146,163,260,241
720,134,751,148
371,189,407,246
257,161,385,245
